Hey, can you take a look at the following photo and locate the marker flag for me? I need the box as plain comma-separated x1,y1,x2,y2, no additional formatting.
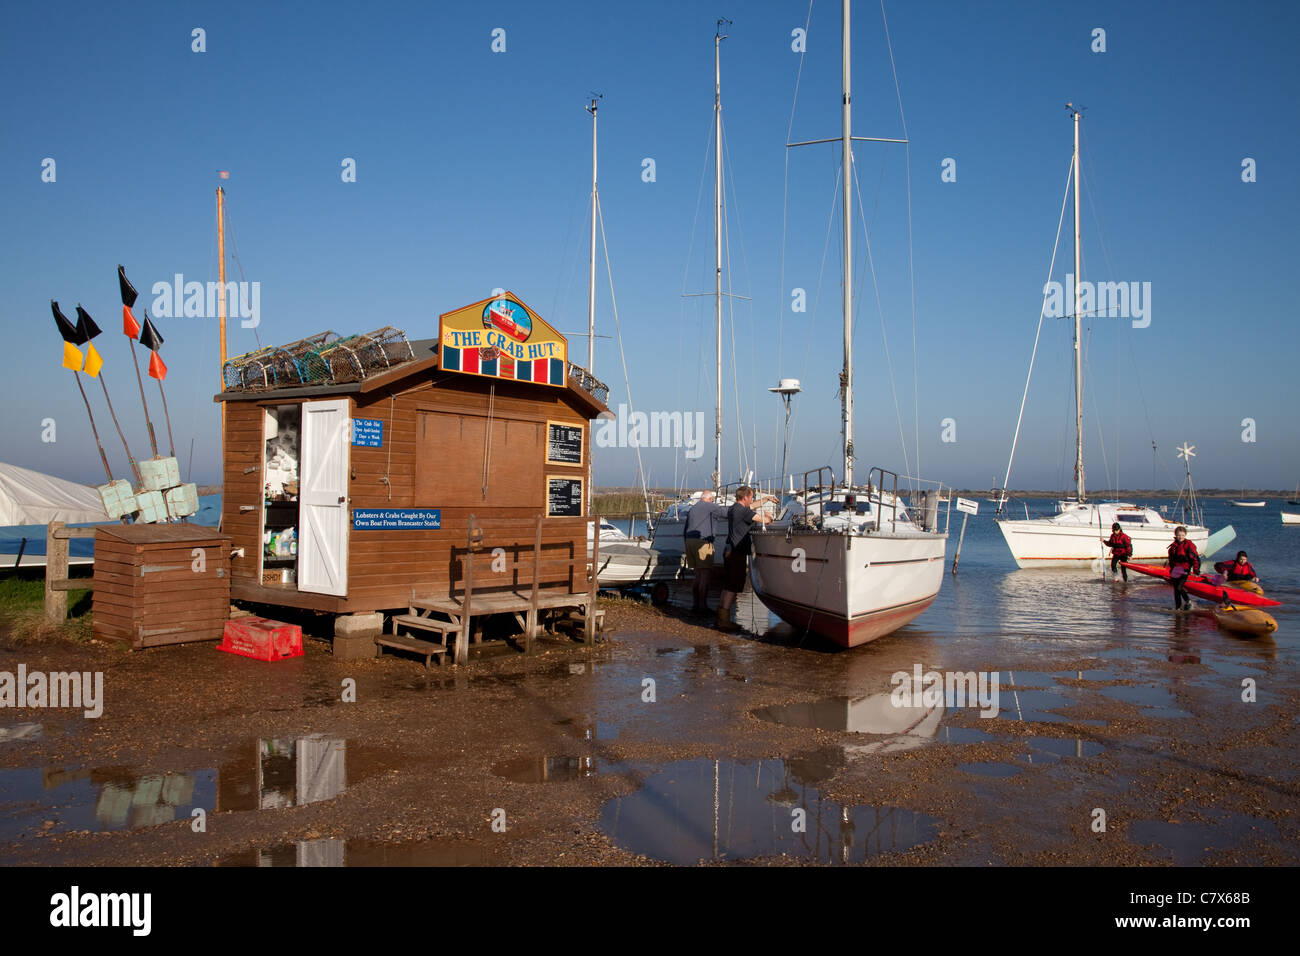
83,341,103,378
147,350,167,380
62,340,84,371
52,300,80,343
118,265,141,338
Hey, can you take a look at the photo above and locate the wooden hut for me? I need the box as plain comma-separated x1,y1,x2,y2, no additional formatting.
215,292,610,653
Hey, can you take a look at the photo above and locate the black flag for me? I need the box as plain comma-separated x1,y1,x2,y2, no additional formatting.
75,305,102,342
52,300,80,343
117,265,138,308
139,313,164,352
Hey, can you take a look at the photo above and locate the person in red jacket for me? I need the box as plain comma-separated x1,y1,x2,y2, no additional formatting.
1101,522,1133,580
1166,525,1201,610
1214,551,1258,583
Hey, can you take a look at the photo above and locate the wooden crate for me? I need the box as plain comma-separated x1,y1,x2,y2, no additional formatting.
92,525,232,649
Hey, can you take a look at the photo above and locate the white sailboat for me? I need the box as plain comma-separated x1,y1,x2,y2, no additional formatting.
994,107,1208,567
748,0,950,647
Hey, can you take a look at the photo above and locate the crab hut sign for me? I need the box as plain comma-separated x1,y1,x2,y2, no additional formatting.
439,292,567,386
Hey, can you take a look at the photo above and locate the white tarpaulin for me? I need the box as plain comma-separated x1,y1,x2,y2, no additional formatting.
0,462,110,526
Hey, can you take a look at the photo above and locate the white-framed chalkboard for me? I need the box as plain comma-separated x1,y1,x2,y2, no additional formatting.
545,419,584,465
546,475,584,516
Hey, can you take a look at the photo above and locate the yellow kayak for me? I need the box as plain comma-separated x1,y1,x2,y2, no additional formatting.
1213,603,1278,637
1232,580,1265,596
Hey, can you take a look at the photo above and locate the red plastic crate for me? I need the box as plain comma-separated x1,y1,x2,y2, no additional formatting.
218,616,304,661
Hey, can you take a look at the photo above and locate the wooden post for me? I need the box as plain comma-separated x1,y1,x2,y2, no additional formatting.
585,516,599,645
526,513,542,654
44,522,68,624
951,512,969,575
456,515,475,665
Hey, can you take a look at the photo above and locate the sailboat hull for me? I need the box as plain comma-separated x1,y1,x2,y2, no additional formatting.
749,530,946,647
996,510,1208,569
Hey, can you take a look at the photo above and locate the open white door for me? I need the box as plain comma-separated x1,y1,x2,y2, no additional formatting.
298,399,350,595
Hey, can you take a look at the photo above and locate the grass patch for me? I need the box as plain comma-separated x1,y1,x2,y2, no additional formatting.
0,569,94,647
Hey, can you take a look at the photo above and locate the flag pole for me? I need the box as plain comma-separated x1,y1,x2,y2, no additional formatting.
97,372,141,484
217,185,227,458
73,371,114,482
118,266,159,458
127,334,158,458
157,378,175,458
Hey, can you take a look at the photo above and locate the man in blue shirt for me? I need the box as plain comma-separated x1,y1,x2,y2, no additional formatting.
717,485,774,631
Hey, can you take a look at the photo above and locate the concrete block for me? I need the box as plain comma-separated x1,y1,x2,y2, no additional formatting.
332,632,377,661
334,612,383,638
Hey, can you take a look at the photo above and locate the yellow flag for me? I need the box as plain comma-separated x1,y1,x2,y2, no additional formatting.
83,341,103,378
62,341,84,372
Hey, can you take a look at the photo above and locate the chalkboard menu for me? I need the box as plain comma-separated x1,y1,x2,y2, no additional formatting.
546,420,584,464
547,476,584,516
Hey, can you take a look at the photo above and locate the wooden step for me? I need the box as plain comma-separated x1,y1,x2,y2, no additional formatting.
391,613,459,636
375,633,448,669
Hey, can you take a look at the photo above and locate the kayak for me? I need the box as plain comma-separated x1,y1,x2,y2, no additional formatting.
1213,604,1278,637
1120,562,1282,607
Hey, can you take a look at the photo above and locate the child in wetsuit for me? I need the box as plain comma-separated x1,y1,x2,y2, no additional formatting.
1213,551,1258,583
1101,522,1133,580
1167,525,1200,610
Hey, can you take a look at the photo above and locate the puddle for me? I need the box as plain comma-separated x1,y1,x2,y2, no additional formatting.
0,766,216,844
0,735,392,849
754,692,944,738
996,688,1077,723
553,716,619,741
960,737,1103,777
1024,737,1105,760
937,726,997,744
0,723,42,743
598,756,941,864
217,837,490,867
492,754,600,783
217,736,389,812
1095,684,1191,719
1128,812,1279,865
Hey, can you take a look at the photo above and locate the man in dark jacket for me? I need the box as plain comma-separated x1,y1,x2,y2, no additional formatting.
684,490,728,613
716,486,774,631
1101,522,1133,581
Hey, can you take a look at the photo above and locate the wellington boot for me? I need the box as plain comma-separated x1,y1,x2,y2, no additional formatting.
715,606,737,632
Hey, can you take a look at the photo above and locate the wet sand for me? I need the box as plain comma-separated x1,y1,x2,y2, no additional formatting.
0,591,1296,866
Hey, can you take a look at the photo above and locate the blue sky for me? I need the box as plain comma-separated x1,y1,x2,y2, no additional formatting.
2,0,1296,492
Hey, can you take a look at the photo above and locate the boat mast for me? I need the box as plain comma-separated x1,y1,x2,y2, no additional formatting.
586,96,599,517
217,185,227,448
713,21,728,495
841,0,854,489
586,97,598,375
1069,104,1084,501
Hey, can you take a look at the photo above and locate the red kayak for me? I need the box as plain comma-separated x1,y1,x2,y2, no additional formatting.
1121,562,1282,608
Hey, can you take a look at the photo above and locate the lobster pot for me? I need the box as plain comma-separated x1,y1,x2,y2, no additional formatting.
92,525,232,649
